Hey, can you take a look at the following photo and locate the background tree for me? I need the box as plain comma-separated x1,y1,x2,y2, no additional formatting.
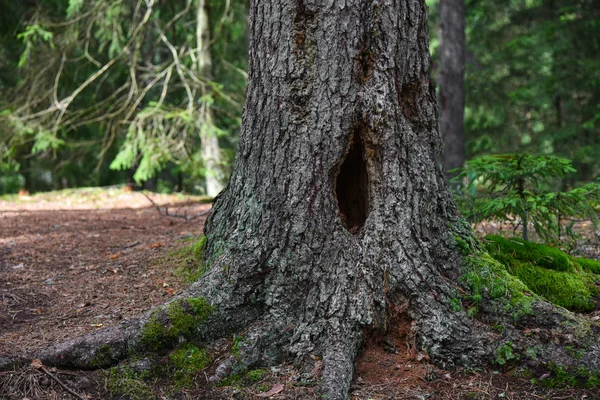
463,0,600,184
0,0,248,194
439,0,466,181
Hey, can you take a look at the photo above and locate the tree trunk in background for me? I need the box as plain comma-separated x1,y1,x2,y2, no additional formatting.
439,0,466,182
202,0,482,397
196,0,225,197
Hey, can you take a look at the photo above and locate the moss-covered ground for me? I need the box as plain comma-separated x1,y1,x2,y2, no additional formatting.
166,236,207,283
483,235,600,312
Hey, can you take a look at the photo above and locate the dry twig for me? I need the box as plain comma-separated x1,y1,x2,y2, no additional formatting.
142,192,211,221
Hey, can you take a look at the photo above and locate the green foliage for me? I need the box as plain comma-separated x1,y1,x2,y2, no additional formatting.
455,153,600,242
17,25,54,67
0,0,247,194
0,156,24,194
538,364,600,389
231,334,245,358
454,0,600,182
66,0,84,18
169,343,211,388
494,341,519,366
485,235,599,312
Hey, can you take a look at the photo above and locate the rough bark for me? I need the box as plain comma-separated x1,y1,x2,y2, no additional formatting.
202,0,483,397
196,0,225,197
439,0,466,181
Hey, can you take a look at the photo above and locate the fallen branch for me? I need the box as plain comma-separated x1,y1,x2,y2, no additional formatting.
141,192,212,221
31,360,87,400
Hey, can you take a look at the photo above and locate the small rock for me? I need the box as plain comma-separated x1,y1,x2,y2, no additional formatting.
71,376,93,391
209,357,234,382
11,263,24,270
129,358,152,374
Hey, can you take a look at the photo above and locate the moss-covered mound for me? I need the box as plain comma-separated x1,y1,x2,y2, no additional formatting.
484,235,599,313
574,257,600,275
485,235,574,272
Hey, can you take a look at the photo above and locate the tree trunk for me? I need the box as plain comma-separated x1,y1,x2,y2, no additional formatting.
202,0,482,397
439,0,466,182
196,0,225,197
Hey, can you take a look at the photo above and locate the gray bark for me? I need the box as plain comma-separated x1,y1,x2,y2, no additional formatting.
439,0,466,181
203,0,483,397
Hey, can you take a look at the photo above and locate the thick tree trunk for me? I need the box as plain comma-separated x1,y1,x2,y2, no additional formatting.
196,0,225,197
202,0,482,397
439,0,466,181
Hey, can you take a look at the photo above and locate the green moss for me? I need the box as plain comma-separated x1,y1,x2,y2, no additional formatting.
511,367,533,379
541,364,577,388
215,368,267,388
450,297,462,312
510,261,597,312
455,235,472,256
216,370,245,388
565,345,586,360
484,235,573,272
91,344,119,368
585,372,600,388
573,257,600,275
538,364,600,389
167,302,197,335
483,235,598,312
138,297,214,353
186,297,213,319
169,236,207,283
256,383,272,392
246,369,267,382
139,318,177,353
105,365,153,400
169,343,211,388
462,252,534,318
232,334,245,358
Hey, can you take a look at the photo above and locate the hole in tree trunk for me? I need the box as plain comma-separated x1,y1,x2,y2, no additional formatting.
335,129,370,234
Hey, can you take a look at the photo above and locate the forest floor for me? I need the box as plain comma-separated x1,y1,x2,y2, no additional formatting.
0,187,599,400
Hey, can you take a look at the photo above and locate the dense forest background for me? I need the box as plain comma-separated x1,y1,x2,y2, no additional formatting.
0,0,598,195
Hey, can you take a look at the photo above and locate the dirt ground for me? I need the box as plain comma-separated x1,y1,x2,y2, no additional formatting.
0,188,599,399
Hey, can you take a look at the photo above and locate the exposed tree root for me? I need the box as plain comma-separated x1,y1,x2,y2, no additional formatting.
2,258,600,400
321,332,362,400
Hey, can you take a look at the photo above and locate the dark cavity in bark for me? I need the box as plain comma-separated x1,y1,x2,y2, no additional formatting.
335,128,370,234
